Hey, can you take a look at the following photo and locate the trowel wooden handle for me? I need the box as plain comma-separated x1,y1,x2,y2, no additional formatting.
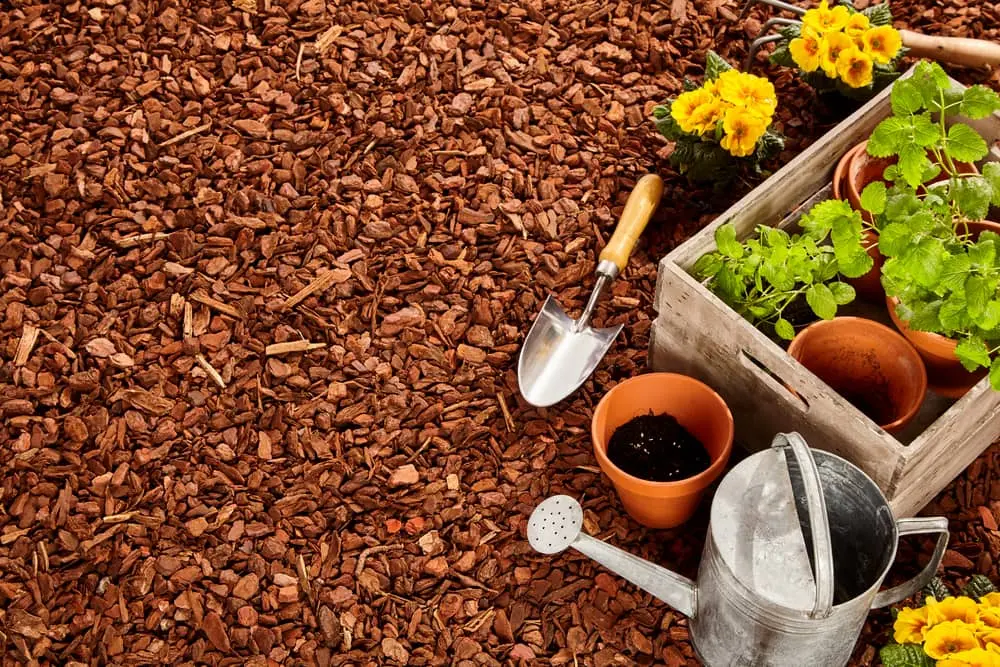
899,30,1000,68
600,174,664,274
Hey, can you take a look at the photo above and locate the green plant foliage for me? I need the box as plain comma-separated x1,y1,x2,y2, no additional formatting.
692,199,867,339
879,644,935,667
923,576,951,601
855,61,1000,389
962,574,998,600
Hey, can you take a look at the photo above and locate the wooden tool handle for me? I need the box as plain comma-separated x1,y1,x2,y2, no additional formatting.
599,174,664,273
899,30,1000,68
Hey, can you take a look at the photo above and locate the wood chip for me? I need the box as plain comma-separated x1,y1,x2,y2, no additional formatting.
282,268,351,309
190,291,242,319
14,324,39,366
265,340,326,356
195,354,227,389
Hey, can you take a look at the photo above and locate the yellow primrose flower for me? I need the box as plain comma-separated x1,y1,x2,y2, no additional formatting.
894,605,931,644
982,593,1000,608
715,70,777,118
802,0,851,33
844,13,871,44
820,32,854,79
930,598,983,626
836,47,874,88
688,99,726,135
862,25,903,64
980,606,1000,629
671,88,716,134
720,108,768,158
938,648,1000,667
789,27,824,73
976,625,1000,645
925,621,982,660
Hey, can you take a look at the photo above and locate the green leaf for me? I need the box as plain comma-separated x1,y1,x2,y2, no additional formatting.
941,253,972,292
981,301,1000,331
860,181,887,215
878,222,912,257
982,162,1000,207
912,115,943,148
955,336,991,371
774,318,795,341
800,199,854,239
862,2,893,26
910,300,943,331
705,50,734,81
962,574,998,600
898,145,931,188
693,253,723,279
878,643,935,667
924,576,951,601
902,237,945,287
970,238,997,267
960,85,1000,120
715,265,740,300
952,176,993,221
965,275,991,318
945,123,989,163
829,282,856,305
991,357,1000,391
867,117,908,157
939,297,966,331
715,224,743,259
890,78,925,116
806,284,837,320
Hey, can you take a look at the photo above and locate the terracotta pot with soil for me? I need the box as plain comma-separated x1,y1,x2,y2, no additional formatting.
788,317,927,434
885,220,1000,398
832,141,978,302
591,373,734,529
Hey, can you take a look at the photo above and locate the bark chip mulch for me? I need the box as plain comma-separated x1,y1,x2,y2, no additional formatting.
1,0,998,665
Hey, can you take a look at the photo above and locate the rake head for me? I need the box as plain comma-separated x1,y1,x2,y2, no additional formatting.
740,0,807,71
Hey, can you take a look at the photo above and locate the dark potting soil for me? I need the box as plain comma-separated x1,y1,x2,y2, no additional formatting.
607,413,711,482
834,383,896,426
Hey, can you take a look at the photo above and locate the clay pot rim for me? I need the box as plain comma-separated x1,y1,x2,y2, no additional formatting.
591,373,734,493
788,316,927,433
832,141,866,202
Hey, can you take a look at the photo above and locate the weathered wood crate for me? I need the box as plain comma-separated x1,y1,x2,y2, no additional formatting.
651,65,1000,518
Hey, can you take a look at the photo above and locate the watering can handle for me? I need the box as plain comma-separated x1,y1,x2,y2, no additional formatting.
772,433,835,619
871,517,950,609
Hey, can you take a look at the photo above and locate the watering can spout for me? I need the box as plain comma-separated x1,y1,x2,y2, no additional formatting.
526,496,697,617
572,534,698,617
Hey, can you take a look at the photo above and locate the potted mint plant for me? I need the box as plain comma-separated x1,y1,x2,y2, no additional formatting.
853,62,1000,395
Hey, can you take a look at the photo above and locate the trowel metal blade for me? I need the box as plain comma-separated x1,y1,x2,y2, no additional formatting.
517,295,622,407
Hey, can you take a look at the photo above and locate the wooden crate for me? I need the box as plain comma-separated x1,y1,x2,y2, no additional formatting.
650,66,1000,518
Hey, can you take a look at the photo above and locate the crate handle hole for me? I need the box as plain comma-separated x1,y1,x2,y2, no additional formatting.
738,350,810,413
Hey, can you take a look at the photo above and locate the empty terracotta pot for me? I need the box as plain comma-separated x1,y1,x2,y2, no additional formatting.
591,373,734,529
885,219,1000,398
788,317,927,434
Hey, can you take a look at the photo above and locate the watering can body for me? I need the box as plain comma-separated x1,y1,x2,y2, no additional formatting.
527,433,949,667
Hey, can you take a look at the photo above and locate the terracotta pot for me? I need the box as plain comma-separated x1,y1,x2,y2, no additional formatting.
788,317,927,434
591,373,734,529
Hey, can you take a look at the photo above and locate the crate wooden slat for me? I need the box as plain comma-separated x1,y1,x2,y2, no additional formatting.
650,66,1000,518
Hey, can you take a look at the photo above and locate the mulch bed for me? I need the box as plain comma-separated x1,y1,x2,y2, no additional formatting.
1,0,999,665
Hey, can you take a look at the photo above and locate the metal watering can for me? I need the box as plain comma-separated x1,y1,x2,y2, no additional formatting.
527,433,949,666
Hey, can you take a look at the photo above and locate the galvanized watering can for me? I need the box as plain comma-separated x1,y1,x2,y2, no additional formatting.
527,433,949,666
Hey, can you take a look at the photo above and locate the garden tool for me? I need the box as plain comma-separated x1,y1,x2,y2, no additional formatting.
517,174,663,408
740,0,1000,72
527,432,949,667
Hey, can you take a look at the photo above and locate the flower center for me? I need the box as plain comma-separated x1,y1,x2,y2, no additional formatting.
872,38,882,49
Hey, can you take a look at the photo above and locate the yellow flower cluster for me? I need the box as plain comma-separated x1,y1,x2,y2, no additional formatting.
670,70,777,158
788,0,902,88
894,594,1000,666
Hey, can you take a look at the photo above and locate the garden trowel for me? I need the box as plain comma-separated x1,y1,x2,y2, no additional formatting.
518,174,664,407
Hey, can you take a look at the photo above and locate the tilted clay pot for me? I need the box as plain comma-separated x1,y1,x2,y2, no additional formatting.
788,317,927,434
591,373,733,529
